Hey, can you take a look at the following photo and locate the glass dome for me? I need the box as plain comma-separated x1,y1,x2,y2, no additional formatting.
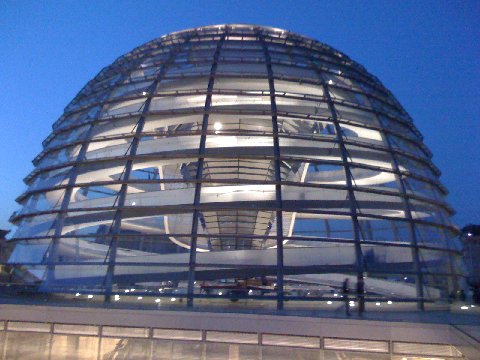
7,24,460,310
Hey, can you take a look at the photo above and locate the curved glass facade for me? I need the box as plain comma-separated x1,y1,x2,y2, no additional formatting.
7,24,460,309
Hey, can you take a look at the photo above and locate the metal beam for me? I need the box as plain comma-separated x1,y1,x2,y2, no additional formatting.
187,29,227,307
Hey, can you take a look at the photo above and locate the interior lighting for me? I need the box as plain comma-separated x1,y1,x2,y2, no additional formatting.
114,295,120,301
142,91,147,96
171,297,176,302
328,79,334,85
130,288,135,292
248,289,253,294
155,298,161,303
375,302,381,306
333,293,338,297
467,232,473,236
87,295,93,299
471,305,475,308
387,300,393,305
213,122,222,131
125,289,130,293
75,293,80,297
131,201,136,206
218,292,223,296
327,301,332,305
461,306,469,310
137,296,143,300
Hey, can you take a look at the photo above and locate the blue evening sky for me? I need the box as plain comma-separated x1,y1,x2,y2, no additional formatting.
0,1,478,232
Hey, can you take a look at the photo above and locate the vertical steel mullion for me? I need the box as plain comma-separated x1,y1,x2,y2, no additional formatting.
379,129,425,310
259,31,284,311
186,31,226,307
44,60,143,284
307,57,365,311
45,122,95,284
104,40,189,302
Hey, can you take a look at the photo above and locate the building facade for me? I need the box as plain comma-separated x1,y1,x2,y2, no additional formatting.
7,24,461,312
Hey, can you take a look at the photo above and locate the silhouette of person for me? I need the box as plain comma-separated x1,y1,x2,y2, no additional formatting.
342,278,351,316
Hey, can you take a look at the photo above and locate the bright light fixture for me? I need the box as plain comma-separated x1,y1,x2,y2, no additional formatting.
75,293,80,297
87,294,93,299
171,297,176,302
327,301,332,304
155,298,161,303
387,300,393,304
213,122,222,131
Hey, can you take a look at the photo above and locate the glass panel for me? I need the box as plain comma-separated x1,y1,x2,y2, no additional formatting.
335,104,379,125
12,213,57,238
262,345,319,360
50,334,99,360
330,87,371,107
275,79,324,97
207,114,273,135
111,80,152,99
357,217,410,243
217,62,267,75
46,125,90,149
393,342,462,357
112,265,190,299
20,189,65,215
156,76,209,93
37,145,81,169
137,134,201,156
324,350,389,360
85,137,133,160
324,338,388,353
271,64,317,80
90,116,139,139
69,184,121,209
214,76,269,91
279,117,336,138
102,326,148,338
262,334,318,348
276,97,329,117
60,210,116,237
283,185,350,213
279,137,342,162
207,331,257,344
143,113,203,134
210,94,271,112
397,154,437,181
153,329,201,341
152,339,203,360
353,191,405,218
26,166,72,193
4,332,51,360
54,324,98,335
100,337,150,360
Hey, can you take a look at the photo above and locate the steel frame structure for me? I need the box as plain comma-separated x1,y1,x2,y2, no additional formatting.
6,24,461,310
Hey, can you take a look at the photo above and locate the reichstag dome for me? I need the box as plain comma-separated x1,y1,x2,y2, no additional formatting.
8,24,461,310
